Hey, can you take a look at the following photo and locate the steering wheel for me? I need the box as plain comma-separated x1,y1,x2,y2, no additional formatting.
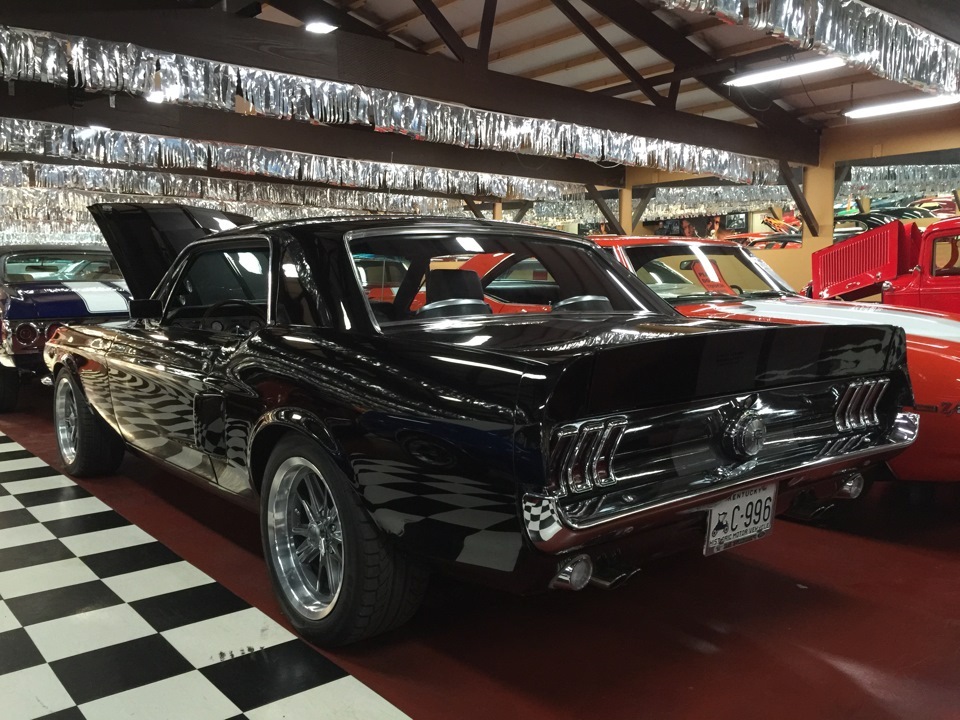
201,299,267,331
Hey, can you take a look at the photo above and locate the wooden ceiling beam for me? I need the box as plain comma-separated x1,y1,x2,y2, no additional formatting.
3,83,625,188
379,0,458,34
521,17,720,81
476,0,498,65
420,0,552,53
550,0,670,107
411,0,475,62
0,6,818,163
580,0,818,147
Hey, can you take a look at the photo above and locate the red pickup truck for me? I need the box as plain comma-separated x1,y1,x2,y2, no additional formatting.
812,217,960,313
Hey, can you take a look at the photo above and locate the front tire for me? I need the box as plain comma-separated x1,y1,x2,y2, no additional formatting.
0,366,20,412
53,369,125,476
261,436,428,646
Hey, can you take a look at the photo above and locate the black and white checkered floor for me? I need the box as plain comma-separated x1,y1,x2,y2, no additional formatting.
0,432,410,720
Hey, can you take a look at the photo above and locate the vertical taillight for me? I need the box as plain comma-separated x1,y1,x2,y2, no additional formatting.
550,417,628,495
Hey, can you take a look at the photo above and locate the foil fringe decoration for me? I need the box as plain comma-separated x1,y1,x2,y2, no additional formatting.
657,0,960,96
0,117,580,202
0,160,476,242
844,164,960,196
528,185,796,225
0,25,779,185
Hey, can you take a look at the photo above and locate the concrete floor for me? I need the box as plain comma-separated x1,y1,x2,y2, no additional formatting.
3,381,960,720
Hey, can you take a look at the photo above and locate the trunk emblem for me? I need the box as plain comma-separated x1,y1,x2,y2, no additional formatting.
724,411,766,459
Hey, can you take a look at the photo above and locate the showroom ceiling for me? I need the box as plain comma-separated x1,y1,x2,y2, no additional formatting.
0,0,958,225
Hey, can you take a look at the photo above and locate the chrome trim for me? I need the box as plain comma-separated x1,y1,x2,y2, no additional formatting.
835,378,888,431
525,411,919,552
550,416,628,496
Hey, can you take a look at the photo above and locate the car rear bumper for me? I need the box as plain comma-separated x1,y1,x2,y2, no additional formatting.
523,411,918,554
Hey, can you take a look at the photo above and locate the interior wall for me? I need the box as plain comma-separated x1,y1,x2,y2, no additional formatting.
753,105,960,290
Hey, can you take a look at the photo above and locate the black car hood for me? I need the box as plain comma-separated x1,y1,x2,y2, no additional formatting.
88,203,253,299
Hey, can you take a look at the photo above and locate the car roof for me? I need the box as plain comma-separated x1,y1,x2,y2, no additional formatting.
221,215,590,246
1,245,111,256
591,235,741,248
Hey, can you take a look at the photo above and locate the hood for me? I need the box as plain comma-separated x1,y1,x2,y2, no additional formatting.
88,203,253,300
3,280,130,320
677,296,960,343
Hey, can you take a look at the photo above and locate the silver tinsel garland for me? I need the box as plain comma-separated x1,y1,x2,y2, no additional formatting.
0,117,579,201
843,164,960,196
658,0,960,96
0,25,779,185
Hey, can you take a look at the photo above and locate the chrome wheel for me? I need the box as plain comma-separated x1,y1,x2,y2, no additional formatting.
266,456,345,620
55,376,79,465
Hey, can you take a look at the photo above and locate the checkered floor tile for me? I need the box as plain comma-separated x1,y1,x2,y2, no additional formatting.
0,433,410,720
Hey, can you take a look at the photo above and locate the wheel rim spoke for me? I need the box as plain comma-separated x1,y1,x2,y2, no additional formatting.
267,457,346,622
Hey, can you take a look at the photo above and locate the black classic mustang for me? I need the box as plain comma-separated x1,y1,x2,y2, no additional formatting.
44,205,917,646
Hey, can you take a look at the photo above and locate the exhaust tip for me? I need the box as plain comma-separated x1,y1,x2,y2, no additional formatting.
550,554,593,591
836,473,865,500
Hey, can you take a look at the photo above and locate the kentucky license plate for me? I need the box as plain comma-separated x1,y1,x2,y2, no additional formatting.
703,483,776,555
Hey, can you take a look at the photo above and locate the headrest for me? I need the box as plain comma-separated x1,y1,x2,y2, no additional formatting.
425,269,484,304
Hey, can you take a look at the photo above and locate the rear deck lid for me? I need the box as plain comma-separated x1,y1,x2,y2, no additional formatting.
88,203,253,299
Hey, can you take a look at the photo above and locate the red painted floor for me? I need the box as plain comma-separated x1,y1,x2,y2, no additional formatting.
5,381,960,720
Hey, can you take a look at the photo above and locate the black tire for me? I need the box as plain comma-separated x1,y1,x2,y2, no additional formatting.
53,368,125,476
0,366,20,412
260,435,428,646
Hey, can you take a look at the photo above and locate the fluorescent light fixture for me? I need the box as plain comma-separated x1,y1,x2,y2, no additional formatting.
305,21,337,34
145,90,165,103
725,56,846,87
88,124,109,131
844,94,960,119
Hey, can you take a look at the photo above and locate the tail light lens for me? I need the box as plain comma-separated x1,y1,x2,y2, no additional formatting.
551,417,628,495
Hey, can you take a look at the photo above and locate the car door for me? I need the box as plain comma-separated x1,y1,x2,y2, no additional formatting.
107,239,272,484
920,232,960,313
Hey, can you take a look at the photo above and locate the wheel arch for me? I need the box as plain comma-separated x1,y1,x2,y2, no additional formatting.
247,408,347,496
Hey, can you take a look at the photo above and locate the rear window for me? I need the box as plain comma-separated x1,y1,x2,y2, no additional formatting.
3,252,122,283
349,231,659,324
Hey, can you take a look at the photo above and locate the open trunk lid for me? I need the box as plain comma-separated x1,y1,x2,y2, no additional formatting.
88,203,253,299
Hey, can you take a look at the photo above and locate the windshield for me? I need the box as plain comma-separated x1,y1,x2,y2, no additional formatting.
349,231,662,324
620,245,795,301
3,252,122,283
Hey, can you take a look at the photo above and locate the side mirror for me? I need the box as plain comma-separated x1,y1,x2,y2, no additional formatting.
129,298,163,320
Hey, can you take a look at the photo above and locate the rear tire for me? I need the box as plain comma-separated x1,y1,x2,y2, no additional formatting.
53,369,125,476
261,436,428,646
0,367,20,412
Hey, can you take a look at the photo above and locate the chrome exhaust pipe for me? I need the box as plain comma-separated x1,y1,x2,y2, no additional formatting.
835,473,865,500
549,554,593,591
589,566,640,590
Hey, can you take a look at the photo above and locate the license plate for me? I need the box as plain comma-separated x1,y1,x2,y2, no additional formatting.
704,483,776,555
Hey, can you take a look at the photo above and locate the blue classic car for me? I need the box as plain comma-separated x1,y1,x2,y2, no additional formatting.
0,245,130,410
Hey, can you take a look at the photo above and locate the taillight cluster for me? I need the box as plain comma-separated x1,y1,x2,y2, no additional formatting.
550,417,627,495
835,378,889,431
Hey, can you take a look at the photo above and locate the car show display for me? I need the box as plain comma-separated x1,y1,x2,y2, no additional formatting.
41,206,916,645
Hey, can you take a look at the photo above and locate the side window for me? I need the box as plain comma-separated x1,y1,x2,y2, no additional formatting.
165,244,269,321
277,248,320,327
932,236,960,276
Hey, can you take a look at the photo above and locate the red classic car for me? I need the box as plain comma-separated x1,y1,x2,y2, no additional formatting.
587,235,960,485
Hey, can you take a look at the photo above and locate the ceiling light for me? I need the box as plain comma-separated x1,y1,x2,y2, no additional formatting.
145,90,165,103
725,56,846,87
304,21,337,34
844,94,960,119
